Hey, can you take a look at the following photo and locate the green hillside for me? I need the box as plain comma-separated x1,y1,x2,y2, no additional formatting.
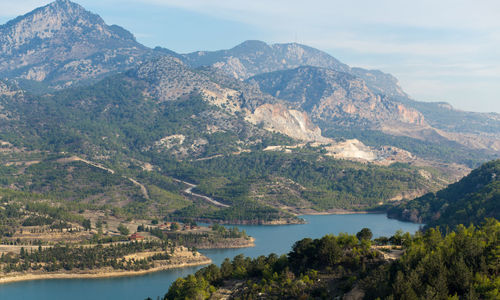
388,159,500,228
0,73,447,224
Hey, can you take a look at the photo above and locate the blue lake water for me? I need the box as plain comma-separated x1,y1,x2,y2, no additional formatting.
0,214,421,300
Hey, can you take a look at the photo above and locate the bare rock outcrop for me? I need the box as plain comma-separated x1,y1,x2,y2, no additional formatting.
246,103,329,142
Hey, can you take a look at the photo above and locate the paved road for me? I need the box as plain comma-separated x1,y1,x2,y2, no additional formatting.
172,179,230,208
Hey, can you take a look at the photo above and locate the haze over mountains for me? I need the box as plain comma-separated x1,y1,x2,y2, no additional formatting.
0,0,498,170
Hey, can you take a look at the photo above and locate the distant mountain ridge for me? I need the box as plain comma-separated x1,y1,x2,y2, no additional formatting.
182,40,350,78
248,66,425,128
180,40,499,158
183,40,407,100
0,0,498,169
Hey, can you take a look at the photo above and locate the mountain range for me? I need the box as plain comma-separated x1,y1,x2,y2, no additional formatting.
1,1,498,166
0,0,499,222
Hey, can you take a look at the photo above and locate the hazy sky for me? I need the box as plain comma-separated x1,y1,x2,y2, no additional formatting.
1,0,499,113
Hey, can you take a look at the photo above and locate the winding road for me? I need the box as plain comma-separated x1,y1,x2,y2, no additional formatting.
172,179,230,208
57,156,229,207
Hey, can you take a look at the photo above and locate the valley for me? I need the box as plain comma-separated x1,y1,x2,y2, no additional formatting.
0,1,498,299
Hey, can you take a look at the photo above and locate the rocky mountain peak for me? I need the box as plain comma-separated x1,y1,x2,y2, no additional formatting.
231,40,271,53
182,40,350,79
49,0,83,10
1,0,105,47
0,0,148,86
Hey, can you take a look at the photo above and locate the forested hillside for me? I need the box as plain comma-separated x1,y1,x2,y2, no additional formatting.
388,159,500,228
0,0,498,228
0,67,447,224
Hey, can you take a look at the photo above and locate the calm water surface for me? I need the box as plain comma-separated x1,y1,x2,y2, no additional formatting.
0,214,421,300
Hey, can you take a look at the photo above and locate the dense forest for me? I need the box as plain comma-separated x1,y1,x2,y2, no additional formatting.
388,159,500,228
164,219,500,299
157,150,440,222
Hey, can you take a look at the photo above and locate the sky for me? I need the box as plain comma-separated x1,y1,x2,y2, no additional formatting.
0,0,499,113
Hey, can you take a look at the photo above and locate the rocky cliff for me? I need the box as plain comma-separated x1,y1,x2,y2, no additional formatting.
246,103,329,142
248,66,425,128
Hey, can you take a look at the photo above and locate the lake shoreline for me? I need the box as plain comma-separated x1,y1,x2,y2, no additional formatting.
0,258,211,285
0,249,212,285
0,214,421,299
298,209,386,216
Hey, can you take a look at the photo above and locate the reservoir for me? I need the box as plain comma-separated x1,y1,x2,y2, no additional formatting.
0,214,421,300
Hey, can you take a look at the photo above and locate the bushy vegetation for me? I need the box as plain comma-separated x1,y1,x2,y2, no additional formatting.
165,219,500,299
0,68,462,226
166,230,380,299
144,223,249,249
0,188,89,239
389,159,500,229
0,75,290,159
363,219,500,299
170,201,297,224
0,240,171,273
163,151,435,210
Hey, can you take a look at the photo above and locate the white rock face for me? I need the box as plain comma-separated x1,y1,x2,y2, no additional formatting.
246,103,329,142
325,139,378,161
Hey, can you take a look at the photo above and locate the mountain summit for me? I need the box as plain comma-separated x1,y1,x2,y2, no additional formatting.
0,0,149,87
183,40,350,80
182,40,408,100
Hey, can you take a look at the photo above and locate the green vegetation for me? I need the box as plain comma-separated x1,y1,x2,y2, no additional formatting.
0,241,171,273
0,75,291,159
0,75,306,223
389,159,500,229
0,70,452,224
364,219,500,299
170,201,296,224
166,230,379,299
165,219,500,299
144,224,250,249
0,188,87,239
163,151,436,211
117,224,130,235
